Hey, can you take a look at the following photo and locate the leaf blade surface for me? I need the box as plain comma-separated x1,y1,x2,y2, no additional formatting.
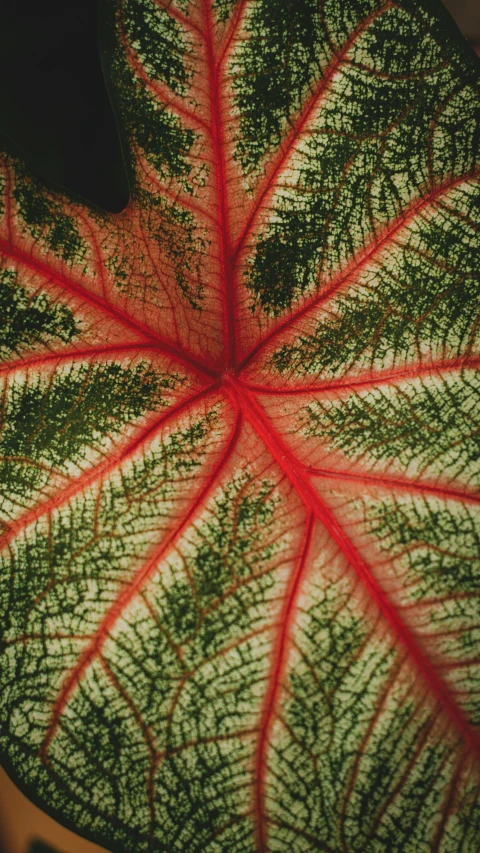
1,1,480,851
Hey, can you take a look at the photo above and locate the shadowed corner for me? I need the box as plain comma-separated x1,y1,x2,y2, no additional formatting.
0,808,7,853
0,768,108,853
0,0,129,213
29,842,63,853
440,0,480,54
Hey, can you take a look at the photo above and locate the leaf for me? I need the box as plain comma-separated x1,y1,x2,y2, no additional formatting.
0,0,479,850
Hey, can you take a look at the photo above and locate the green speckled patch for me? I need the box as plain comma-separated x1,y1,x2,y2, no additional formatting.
123,0,193,95
0,435,292,852
12,165,86,265
271,182,480,377
303,372,480,487
268,572,464,852
0,361,179,523
107,1,198,191
0,267,79,360
240,3,480,316
119,69,196,188
160,472,280,653
367,496,480,599
362,492,480,726
0,410,216,639
231,0,325,175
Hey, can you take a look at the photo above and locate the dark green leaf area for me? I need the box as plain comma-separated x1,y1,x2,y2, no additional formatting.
245,6,476,315
244,110,411,316
419,189,480,276
354,4,438,76
429,82,480,181
0,362,175,519
272,202,480,376
4,667,158,852
321,0,381,49
450,792,480,853
2,362,168,464
163,474,280,656
55,653,256,853
13,165,85,264
111,44,196,188
304,373,480,486
364,495,480,726
58,665,156,841
123,0,191,95
367,497,480,599
0,267,79,360
232,0,326,173
269,581,455,851
0,413,211,641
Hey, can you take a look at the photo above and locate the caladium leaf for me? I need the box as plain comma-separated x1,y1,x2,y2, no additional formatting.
1,0,479,850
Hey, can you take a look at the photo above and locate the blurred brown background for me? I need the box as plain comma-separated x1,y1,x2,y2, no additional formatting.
0,0,479,851
443,0,480,43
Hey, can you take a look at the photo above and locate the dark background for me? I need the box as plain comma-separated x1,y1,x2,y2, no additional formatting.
0,0,479,851
0,0,129,212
